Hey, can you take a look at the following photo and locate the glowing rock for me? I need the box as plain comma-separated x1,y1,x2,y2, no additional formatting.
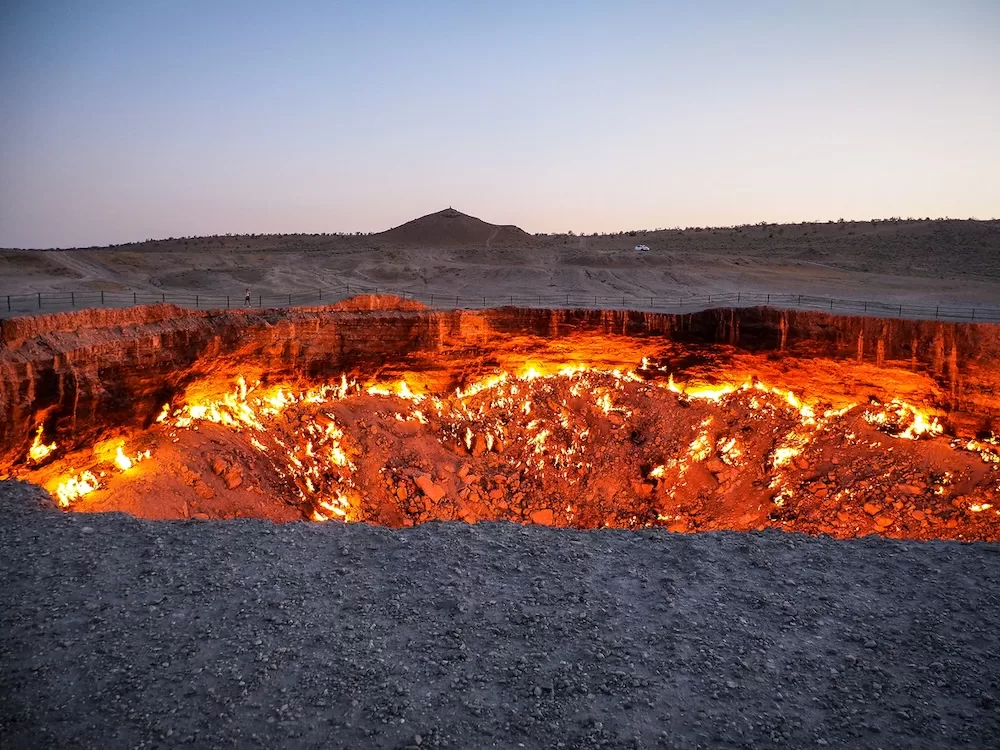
414,474,446,503
530,509,554,526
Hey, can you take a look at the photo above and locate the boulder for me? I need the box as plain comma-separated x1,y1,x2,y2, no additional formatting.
193,481,215,500
414,474,446,503
530,508,554,526
222,465,243,490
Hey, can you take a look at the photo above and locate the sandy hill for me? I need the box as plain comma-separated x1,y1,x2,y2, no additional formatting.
375,208,532,246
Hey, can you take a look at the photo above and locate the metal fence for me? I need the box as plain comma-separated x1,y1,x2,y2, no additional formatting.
1,282,997,323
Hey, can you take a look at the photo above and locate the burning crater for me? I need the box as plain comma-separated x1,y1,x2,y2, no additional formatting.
2,299,1000,540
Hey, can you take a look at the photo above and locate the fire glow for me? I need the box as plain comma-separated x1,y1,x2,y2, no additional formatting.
17,356,1000,540
28,426,56,464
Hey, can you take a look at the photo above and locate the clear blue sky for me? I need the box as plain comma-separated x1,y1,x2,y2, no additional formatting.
1,0,998,248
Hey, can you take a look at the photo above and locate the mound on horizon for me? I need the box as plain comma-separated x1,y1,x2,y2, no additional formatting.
375,208,531,246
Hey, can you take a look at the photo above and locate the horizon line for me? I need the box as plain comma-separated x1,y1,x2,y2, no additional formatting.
2,213,998,252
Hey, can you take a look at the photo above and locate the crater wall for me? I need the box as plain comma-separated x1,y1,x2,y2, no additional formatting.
2,302,999,467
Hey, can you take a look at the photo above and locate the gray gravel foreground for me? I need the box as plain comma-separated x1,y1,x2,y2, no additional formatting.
2,481,999,750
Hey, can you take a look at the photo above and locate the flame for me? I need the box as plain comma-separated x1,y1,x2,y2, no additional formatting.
964,439,1000,464
263,388,295,412
718,436,742,464
687,431,712,464
28,425,56,464
667,374,740,402
456,373,508,399
863,399,943,440
115,445,133,471
595,393,614,414
55,470,99,507
772,442,803,468
528,429,550,454
396,380,423,402
56,355,977,532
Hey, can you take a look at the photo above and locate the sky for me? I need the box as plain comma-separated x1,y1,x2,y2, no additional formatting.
1,0,998,248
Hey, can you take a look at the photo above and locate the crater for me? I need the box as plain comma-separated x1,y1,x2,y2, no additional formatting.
2,297,999,540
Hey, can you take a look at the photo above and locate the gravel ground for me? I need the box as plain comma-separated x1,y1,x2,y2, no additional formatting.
2,480,999,749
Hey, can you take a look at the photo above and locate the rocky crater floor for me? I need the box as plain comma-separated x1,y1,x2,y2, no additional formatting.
2,481,999,749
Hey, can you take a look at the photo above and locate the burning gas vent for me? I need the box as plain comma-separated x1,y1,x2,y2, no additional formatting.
2,302,999,540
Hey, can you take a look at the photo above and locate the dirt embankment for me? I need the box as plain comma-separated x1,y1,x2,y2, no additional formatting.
375,208,531,246
1,481,999,749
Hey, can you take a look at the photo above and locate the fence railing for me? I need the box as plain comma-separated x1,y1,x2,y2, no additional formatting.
1,282,997,323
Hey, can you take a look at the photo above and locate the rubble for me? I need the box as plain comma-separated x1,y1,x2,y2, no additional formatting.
8,361,997,541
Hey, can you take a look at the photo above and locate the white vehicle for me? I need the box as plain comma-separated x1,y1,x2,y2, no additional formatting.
634,244,650,252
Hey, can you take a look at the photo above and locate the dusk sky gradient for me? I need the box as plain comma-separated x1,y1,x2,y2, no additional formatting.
1,0,998,248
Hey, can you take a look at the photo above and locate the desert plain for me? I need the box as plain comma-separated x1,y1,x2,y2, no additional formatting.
2,209,1000,314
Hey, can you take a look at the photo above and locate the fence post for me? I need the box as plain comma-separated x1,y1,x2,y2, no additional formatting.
375,287,378,295
898,305,902,317
864,301,867,312
319,289,322,301
798,295,801,306
830,299,833,310
162,293,165,303
346,282,350,294
101,291,104,306
288,294,292,306
766,294,770,304
227,296,230,308
737,292,740,303
935,306,939,319
509,296,513,306
708,294,712,303
71,292,75,307
133,292,137,305
483,296,486,307
38,292,42,308
7,295,10,312
972,308,976,321
258,295,261,307
196,295,199,308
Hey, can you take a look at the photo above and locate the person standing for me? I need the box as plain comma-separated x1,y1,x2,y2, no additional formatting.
244,287,251,307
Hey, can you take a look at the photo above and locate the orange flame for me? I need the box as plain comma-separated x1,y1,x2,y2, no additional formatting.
28,425,56,464
55,470,99,507
115,445,133,471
